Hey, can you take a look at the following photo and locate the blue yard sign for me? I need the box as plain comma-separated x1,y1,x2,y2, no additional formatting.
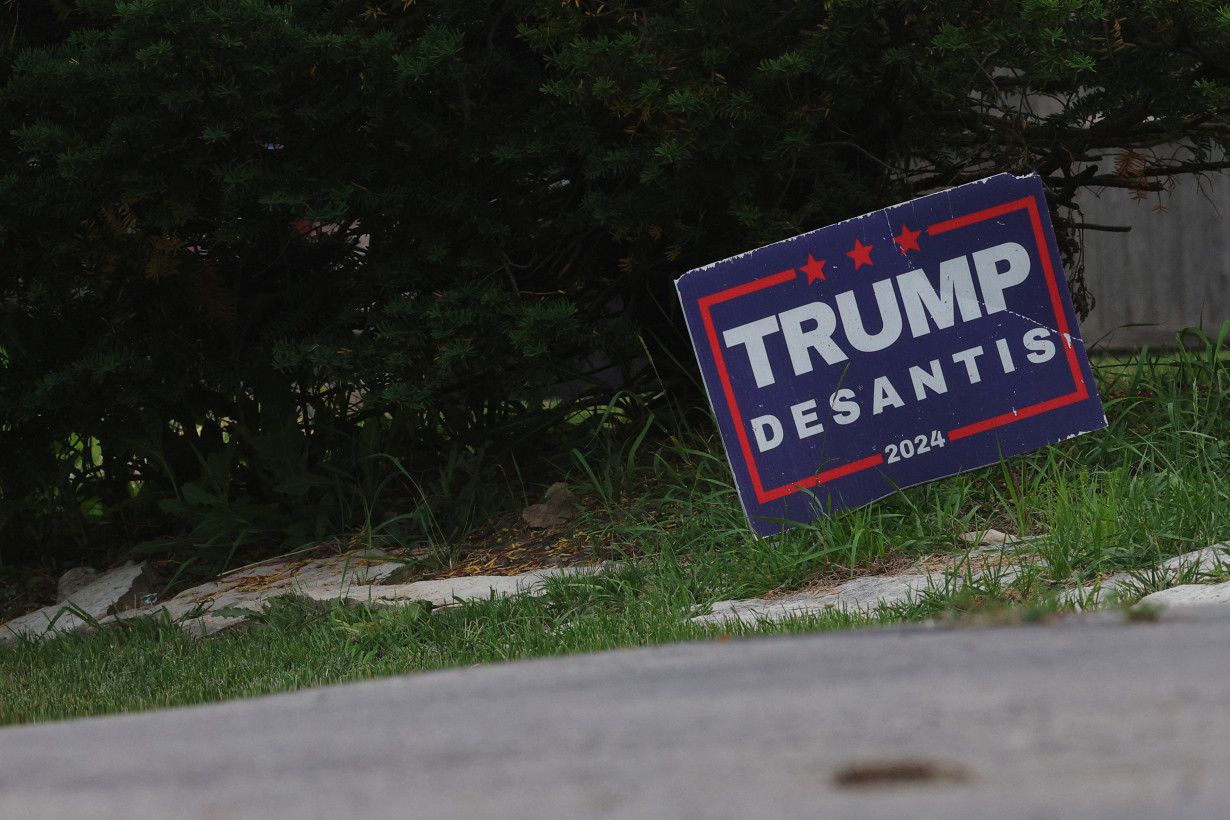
676,173,1107,537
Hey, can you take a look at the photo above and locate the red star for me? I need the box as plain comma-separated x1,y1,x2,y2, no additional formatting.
893,223,922,254
847,238,874,269
800,254,827,283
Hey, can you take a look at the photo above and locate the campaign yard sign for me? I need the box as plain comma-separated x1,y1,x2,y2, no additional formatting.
676,173,1107,537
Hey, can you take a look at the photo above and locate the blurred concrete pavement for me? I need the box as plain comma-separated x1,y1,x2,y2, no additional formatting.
2,605,1229,819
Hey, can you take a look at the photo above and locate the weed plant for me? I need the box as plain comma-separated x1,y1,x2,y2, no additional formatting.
3,327,1230,726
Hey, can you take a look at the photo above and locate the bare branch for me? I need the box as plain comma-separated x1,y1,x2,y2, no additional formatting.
1072,222,1132,233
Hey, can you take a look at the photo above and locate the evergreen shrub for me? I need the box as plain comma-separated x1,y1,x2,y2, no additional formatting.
1,0,1228,565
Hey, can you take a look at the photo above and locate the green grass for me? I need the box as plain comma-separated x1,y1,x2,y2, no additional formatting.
0,579,870,725
3,326,1230,726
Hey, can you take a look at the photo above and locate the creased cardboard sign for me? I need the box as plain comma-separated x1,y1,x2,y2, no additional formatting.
676,173,1107,536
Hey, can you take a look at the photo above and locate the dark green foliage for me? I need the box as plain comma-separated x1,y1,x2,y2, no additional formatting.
1,0,1229,567
0,0,606,565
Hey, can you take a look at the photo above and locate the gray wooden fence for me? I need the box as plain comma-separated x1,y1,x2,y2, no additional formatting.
1076,173,1230,349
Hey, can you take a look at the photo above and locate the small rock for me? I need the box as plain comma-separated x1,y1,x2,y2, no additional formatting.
56,567,100,603
1,561,162,645
1136,580,1230,609
522,482,578,529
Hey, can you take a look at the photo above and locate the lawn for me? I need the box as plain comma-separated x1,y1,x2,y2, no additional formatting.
2,327,1229,726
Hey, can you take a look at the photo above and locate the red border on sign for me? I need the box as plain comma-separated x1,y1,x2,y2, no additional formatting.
699,194,1090,505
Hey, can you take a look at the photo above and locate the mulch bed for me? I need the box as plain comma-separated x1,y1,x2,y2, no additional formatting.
402,509,627,580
